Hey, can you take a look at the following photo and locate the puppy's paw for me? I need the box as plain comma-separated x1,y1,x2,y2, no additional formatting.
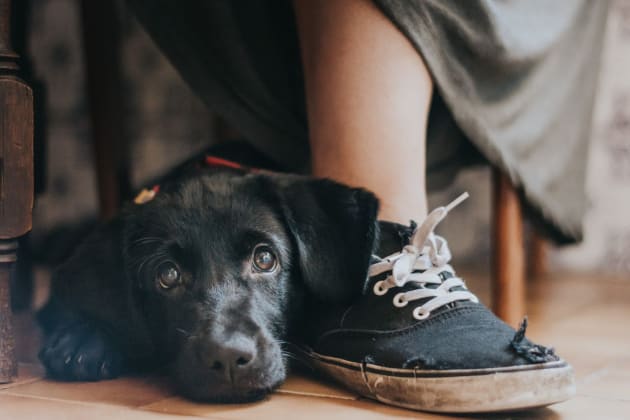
39,322,123,381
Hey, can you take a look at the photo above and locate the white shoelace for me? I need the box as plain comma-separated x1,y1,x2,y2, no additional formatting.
369,193,479,320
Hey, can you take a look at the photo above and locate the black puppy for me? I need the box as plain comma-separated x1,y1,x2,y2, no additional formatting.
38,164,378,402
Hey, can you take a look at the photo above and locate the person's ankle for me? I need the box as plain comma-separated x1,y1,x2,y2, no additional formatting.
377,202,427,225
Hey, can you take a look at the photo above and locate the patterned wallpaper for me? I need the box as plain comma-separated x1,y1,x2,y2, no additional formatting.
25,0,630,274
29,0,214,231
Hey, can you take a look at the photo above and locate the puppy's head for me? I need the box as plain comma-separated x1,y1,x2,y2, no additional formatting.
122,171,378,402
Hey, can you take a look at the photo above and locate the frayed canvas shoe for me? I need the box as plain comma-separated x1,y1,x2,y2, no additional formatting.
292,193,575,413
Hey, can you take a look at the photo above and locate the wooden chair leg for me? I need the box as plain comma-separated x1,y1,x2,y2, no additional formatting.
0,0,35,383
80,0,129,220
491,168,526,327
0,244,19,383
529,230,548,277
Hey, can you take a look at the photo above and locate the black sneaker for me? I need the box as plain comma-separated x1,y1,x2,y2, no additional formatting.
293,193,575,413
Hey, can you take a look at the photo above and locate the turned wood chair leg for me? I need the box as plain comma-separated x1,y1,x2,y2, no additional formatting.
0,243,19,383
0,0,35,383
491,168,526,327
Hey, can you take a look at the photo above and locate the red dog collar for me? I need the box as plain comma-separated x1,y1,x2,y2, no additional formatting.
134,155,253,204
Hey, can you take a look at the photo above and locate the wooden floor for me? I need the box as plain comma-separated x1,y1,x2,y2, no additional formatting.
2,270,629,419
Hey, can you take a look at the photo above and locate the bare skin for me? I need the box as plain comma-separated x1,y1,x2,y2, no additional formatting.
293,0,433,223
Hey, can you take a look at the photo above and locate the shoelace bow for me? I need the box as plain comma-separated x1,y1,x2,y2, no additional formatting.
369,193,479,320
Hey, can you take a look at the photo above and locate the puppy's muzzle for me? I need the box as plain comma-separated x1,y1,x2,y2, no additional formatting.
174,325,285,402
197,332,257,383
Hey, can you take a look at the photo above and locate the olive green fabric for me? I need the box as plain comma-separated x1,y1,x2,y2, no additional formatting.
128,0,609,243
374,0,609,242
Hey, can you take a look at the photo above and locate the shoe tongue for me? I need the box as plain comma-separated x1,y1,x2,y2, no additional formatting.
376,221,414,257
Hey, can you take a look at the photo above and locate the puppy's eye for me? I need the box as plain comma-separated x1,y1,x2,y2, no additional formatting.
157,262,181,290
252,245,277,272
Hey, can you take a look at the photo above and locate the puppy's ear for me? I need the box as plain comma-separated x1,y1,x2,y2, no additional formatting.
276,176,379,303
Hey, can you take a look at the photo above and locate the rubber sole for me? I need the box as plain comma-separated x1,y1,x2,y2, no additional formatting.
293,346,576,413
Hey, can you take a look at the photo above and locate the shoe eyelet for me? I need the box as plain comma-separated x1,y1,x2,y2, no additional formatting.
393,293,408,307
413,307,430,320
373,280,388,296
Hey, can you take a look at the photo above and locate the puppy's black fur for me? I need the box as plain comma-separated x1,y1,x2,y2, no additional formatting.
39,164,378,402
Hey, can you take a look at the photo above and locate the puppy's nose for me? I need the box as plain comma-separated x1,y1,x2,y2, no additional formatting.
201,334,257,374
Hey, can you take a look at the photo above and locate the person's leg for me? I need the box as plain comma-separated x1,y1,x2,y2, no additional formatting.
291,2,575,413
292,0,433,223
